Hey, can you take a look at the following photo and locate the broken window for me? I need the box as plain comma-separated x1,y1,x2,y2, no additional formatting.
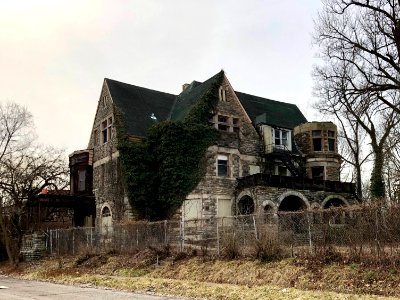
273,128,290,149
217,115,229,131
312,166,324,180
312,130,322,151
328,130,335,151
78,170,86,191
102,206,111,217
217,154,229,177
277,166,287,176
212,114,241,133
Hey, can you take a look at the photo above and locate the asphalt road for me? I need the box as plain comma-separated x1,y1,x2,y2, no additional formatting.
0,275,183,300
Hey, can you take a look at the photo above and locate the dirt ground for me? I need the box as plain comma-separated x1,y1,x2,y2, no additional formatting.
1,249,400,299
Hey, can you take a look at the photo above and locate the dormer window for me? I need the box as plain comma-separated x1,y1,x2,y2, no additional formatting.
272,128,291,150
219,87,227,101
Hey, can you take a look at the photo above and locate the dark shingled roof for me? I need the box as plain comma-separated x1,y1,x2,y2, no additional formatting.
235,91,307,129
104,73,307,137
170,72,221,121
105,78,176,137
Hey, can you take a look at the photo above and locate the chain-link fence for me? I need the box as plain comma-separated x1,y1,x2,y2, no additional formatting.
46,205,400,262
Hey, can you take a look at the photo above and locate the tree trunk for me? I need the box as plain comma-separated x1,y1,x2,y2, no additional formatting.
0,206,17,265
370,148,385,198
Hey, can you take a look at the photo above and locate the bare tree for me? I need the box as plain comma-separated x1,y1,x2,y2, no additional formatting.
313,0,400,198
384,124,400,202
335,111,372,198
0,103,68,264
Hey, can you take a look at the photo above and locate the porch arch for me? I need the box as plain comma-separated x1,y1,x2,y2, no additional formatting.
321,195,349,209
277,191,310,211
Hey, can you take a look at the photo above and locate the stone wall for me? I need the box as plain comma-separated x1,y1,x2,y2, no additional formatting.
88,82,129,225
183,75,261,220
236,185,358,214
294,122,341,181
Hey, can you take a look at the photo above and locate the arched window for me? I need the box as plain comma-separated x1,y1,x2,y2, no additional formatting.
101,206,111,217
238,196,255,215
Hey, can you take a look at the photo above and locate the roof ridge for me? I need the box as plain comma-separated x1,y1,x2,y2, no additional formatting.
235,90,298,107
105,78,177,97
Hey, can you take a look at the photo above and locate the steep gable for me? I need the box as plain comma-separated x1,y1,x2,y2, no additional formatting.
106,79,176,137
170,72,222,121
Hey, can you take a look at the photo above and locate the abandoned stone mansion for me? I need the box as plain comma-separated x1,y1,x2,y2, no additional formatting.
69,71,357,227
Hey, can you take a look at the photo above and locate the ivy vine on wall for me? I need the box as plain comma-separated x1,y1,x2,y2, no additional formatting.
118,71,224,220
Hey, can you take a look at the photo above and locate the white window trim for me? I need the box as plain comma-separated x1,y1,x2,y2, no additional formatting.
272,128,292,151
217,154,229,177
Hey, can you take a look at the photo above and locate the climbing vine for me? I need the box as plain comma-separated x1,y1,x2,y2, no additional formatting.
118,71,223,220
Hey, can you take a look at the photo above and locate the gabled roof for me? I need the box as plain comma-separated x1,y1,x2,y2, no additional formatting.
103,72,307,137
170,72,221,121
236,92,307,129
105,78,176,137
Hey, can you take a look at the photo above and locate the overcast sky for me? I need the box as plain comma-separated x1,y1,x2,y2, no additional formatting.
0,0,324,155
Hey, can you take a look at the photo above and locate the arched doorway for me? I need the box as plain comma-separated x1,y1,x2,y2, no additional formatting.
101,206,112,235
278,195,307,212
323,197,346,208
278,194,308,232
238,195,255,215
322,197,348,226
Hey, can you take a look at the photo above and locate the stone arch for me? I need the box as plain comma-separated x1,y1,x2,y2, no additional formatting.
321,195,349,209
311,202,321,210
277,191,310,211
237,195,255,215
262,200,277,213
238,196,255,215
100,203,113,234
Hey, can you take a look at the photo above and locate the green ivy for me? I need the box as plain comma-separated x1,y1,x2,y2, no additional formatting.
118,71,223,220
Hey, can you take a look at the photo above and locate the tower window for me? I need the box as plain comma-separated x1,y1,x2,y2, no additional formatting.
312,130,322,151
328,130,335,151
312,166,324,180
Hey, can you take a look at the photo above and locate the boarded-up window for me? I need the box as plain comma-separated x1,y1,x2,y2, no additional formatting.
183,199,202,220
78,170,86,191
218,199,232,217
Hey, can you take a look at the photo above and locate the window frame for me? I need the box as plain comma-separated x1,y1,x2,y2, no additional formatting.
101,116,113,144
272,128,291,150
312,130,322,151
328,130,335,151
217,154,229,177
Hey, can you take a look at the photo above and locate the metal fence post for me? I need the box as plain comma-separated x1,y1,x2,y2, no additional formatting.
216,218,220,257
307,211,313,254
164,220,168,245
49,230,53,255
253,215,258,239
72,229,75,255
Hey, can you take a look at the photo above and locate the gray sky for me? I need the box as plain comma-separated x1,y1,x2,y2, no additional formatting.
0,0,323,155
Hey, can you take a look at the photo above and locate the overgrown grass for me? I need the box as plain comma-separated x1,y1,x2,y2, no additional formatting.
2,251,400,299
